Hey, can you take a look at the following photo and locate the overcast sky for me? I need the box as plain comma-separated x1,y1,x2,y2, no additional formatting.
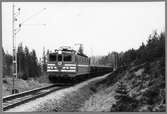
2,2,165,59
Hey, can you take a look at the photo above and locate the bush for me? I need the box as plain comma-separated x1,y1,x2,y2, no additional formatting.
111,81,139,112
141,87,161,105
22,73,28,80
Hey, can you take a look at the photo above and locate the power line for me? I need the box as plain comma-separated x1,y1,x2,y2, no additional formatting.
20,8,46,26
11,3,46,94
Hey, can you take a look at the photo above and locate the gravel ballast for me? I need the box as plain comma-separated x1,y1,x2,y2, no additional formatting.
6,73,112,112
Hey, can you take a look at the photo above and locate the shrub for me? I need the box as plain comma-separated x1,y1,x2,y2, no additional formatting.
111,81,139,112
141,87,160,105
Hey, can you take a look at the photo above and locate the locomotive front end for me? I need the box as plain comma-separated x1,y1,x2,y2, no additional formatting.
47,49,77,83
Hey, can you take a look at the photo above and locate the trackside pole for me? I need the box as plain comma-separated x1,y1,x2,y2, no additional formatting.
12,3,18,94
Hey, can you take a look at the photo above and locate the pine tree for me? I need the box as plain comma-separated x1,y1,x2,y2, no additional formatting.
23,46,30,80
17,43,25,78
30,50,39,77
2,49,13,77
115,81,129,102
78,44,84,55
111,81,138,112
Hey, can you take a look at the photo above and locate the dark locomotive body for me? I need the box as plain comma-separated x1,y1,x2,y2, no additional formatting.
47,47,113,83
47,47,90,82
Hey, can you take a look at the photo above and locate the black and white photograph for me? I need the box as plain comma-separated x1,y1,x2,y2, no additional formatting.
2,1,165,112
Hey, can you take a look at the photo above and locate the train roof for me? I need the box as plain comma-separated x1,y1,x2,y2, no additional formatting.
49,47,88,58
77,53,88,58
48,51,88,58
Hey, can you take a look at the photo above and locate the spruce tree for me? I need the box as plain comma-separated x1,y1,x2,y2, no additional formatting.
114,81,130,105
111,81,138,112
17,43,25,78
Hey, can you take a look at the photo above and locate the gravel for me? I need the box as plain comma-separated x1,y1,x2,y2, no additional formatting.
6,73,111,112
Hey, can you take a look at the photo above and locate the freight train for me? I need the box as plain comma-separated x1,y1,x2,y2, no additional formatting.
47,46,113,83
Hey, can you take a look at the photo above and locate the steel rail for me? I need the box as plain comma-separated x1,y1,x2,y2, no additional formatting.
3,84,56,102
3,86,67,111
3,83,72,103
3,83,73,111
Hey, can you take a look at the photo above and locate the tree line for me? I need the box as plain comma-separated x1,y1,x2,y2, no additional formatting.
97,31,165,68
121,31,165,66
3,43,42,80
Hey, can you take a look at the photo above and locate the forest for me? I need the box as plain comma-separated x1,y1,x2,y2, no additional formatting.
98,31,165,69
2,43,42,80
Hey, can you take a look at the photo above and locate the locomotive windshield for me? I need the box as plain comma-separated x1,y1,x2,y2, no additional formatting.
63,54,72,62
58,54,62,61
49,51,72,62
49,54,57,61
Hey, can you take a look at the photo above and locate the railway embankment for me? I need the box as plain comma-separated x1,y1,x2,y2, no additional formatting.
79,60,165,112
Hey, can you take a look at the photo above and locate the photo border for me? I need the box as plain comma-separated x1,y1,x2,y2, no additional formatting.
0,0,165,2
0,0,166,114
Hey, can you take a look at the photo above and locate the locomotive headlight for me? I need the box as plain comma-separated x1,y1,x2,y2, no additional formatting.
47,64,57,70
70,67,76,69
63,66,70,70
47,64,55,66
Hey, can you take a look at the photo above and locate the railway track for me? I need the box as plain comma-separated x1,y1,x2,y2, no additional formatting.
2,83,73,111
2,66,126,112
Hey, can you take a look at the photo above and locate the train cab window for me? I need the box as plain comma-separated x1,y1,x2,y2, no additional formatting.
58,54,62,61
49,54,57,61
64,54,72,62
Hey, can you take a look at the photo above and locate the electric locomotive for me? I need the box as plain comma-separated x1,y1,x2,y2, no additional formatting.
47,46,90,82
